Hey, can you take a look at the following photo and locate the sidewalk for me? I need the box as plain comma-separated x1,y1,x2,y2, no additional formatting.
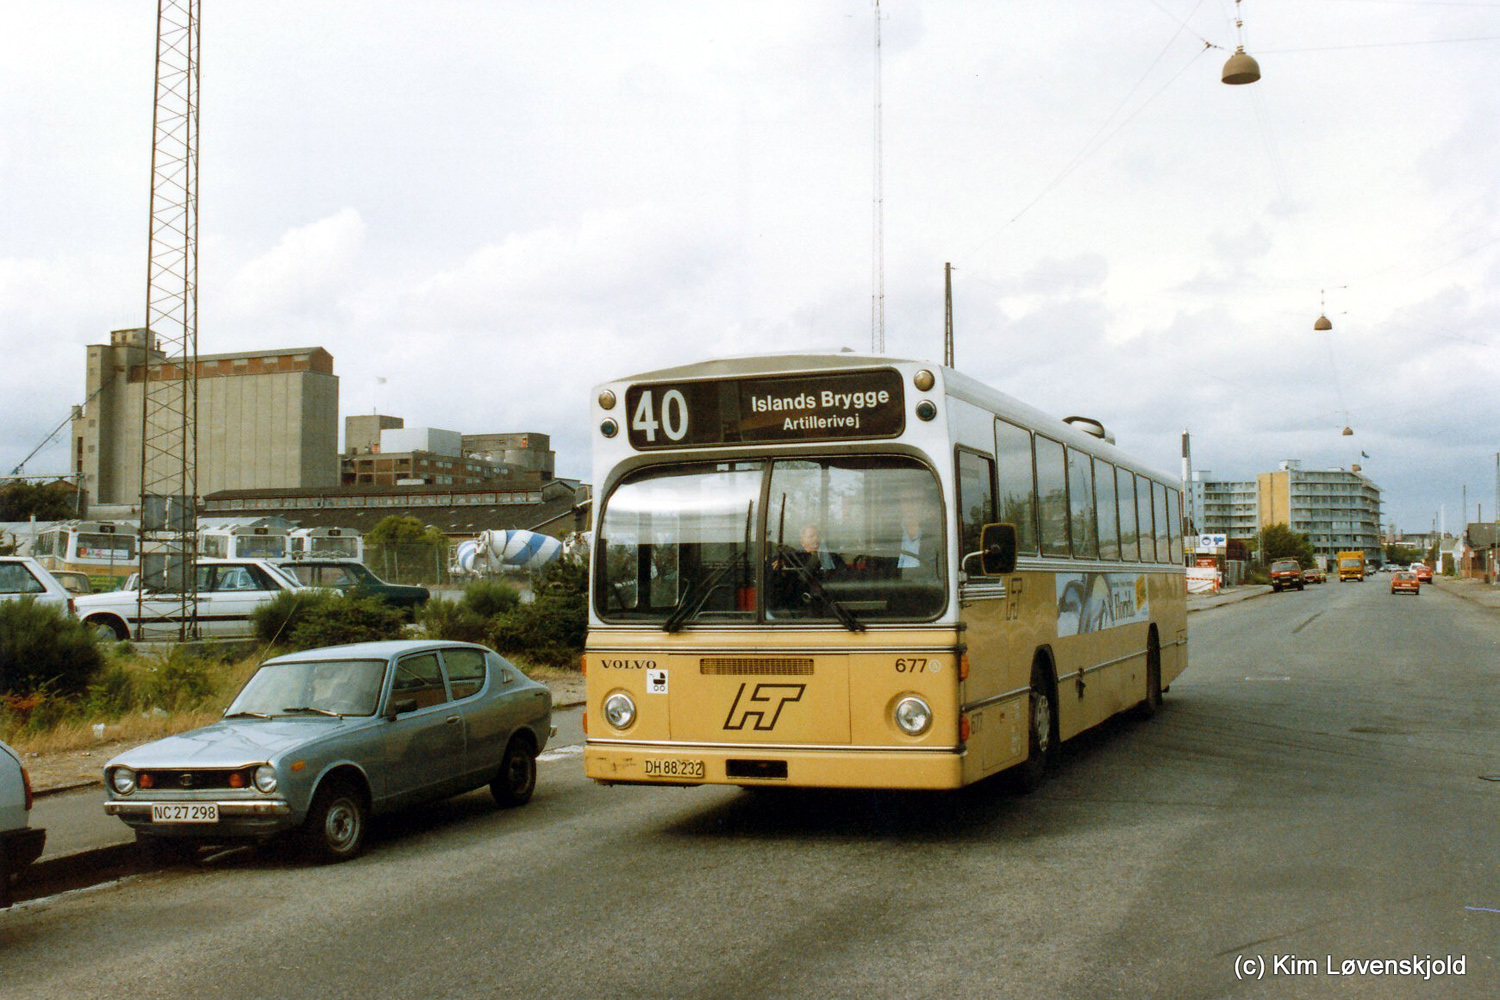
1187,584,1272,613
1428,575,1500,613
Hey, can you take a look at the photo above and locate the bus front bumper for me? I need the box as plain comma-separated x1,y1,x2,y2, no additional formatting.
585,742,966,790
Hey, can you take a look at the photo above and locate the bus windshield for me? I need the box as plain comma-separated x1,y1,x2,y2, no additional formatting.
596,455,944,626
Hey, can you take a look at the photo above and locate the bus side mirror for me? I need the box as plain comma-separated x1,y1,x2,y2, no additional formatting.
980,523,1017,575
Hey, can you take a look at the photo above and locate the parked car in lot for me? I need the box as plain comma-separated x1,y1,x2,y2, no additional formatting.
102,640,552,862
1269,559,1305,592
1,740,46,908
73,558,307,640
1302,567,1326,584
0,556,74,614
1391,571,1420,596
49,570,94,596
270,558,430,614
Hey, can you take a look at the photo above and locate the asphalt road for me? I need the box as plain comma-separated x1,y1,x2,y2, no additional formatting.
2,580,1496,999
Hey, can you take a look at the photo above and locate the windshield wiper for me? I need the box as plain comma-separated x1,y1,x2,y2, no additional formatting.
773,543,866,633
224,710,270,719
279,706,341,717
663,558,741,633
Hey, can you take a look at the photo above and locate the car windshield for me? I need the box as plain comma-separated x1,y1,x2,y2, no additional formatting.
226,658,388,717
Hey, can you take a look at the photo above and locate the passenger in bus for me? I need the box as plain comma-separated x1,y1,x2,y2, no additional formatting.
772,524,844,610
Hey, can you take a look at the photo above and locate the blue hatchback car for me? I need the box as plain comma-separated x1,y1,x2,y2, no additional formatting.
103,640,553,862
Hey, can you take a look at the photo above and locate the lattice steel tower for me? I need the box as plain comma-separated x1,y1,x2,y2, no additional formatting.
137,0,200,639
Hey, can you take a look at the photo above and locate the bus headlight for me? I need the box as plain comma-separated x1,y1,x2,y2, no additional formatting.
111,767,137,795
603,692,636,730
253,765,278,793
893,696,932,736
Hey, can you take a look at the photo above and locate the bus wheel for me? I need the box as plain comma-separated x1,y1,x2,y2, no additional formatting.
1008,662,1054,794
1137,630,1163,718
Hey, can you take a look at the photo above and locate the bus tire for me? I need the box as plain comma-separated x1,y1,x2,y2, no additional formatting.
1008,659,1055,795
1136,628,1163,718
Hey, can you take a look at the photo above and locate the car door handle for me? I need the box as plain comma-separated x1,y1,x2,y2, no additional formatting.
445,715,461,725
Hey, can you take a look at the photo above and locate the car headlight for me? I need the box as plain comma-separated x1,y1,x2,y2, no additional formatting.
602,692,636,730
253,765,278,793
111,767,137,795
893,696,933,736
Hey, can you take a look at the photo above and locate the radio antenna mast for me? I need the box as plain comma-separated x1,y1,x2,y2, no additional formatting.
871,0,885,354
137,0,201,639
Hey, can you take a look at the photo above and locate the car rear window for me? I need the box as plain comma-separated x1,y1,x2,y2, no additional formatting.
0,563,45,595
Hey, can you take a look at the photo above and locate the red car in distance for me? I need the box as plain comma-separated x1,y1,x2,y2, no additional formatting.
1391,571,1420,596
1409,563,1434,584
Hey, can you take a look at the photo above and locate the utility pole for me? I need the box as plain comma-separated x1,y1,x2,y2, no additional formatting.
137,0,201,640
870,0,885,354
943,262,954,367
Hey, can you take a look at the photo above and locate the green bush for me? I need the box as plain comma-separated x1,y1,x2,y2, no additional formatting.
251,589,338,645
462,579,521,618
84,663,139,718
0,596,104,697
489,590,586,668
285,593,406,651
139,649,217,712
417,597,491,644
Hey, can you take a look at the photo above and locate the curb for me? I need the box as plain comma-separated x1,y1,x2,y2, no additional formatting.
34,779,99,800
8,842,142,907
1187,586,1273,613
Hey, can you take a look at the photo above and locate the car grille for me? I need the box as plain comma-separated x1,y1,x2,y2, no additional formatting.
138,767,256,791
700,657,814,676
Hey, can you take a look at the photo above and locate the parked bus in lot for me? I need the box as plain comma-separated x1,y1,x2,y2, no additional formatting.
30,520,137,591
1337,550,1366,582
199,522,291,560
288,527,363,562
583,354,1187,792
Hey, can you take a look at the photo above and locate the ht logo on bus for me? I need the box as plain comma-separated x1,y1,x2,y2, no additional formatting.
723,683,806,731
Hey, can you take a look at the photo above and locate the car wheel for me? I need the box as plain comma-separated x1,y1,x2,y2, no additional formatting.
490,737,538,808
88,617,126,642
1007,661,1055,795
298,780,367,863
136,831,197,866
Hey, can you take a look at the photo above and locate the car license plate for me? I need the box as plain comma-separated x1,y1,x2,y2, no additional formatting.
150,802,218,823
643,758,705,780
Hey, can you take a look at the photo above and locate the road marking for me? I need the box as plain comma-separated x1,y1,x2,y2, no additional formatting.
1243,676,1292,682
538,744,584,762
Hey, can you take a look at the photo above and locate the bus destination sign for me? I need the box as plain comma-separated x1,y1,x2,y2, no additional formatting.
624,369,906,449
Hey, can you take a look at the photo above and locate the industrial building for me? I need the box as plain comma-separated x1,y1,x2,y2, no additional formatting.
341,416,555,487
71,328,339,507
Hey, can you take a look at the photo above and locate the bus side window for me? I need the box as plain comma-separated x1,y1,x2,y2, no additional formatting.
1118,470,1140,561
1035,435,1069,558
1066,446,1099,559
996,419,1038,555
1094,458,1120,560
1137,475,1157,562
955,449,995,571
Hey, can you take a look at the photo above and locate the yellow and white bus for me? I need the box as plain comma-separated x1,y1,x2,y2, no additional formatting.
31,520,138,591
583,353,1187,792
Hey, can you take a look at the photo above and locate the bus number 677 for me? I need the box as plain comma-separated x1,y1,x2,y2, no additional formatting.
895,657,929,673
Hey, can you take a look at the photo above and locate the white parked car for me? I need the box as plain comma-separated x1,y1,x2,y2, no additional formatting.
74,558,309,641
1,739,46,907
0,556,74,615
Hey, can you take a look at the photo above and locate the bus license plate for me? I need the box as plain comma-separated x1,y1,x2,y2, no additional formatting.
151,802,218,823
643,758,705,780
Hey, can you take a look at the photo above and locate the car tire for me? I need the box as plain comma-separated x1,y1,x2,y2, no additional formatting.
490,737,538,808
298,780,367,863
1006,661,1055,795
136,831,197,866
87,616,127,642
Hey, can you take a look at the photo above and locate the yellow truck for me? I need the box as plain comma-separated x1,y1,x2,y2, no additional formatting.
1337,551,1366,582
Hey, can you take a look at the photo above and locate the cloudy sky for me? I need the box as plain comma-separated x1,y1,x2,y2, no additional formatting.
3,1,1498,534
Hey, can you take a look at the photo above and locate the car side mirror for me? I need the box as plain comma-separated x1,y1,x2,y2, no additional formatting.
384,697,418,720
979,523,1017,575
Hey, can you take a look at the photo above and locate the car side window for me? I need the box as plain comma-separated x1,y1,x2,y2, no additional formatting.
443,649,487,700
391,653,449,709
0,563,44,594
217,566,257,591
331,566,361,587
